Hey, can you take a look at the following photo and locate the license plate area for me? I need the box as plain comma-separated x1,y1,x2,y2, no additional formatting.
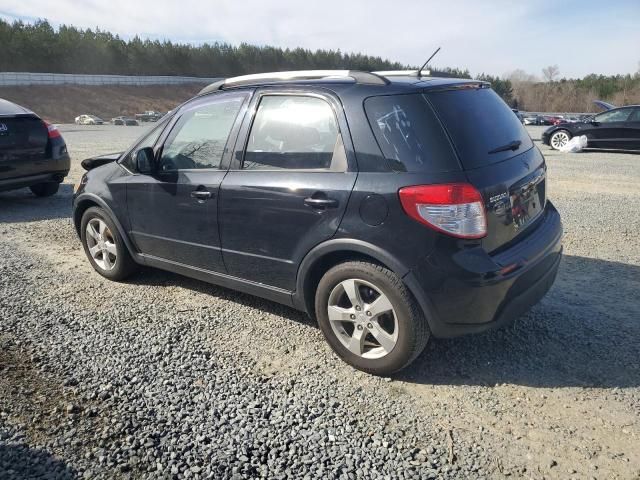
510,168,545,232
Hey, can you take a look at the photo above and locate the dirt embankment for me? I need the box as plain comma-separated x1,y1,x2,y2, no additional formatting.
0,84,207,123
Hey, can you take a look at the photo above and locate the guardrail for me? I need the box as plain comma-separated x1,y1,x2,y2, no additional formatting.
0,72,220,86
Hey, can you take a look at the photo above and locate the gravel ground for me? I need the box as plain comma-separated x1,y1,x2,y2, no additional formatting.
1,124,639,479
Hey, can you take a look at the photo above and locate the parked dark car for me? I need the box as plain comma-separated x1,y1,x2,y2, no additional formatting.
511,108,524,124
135,111,163,122
0,98,70,196
542,105,640,150
112,116,139,126
73,70,562,375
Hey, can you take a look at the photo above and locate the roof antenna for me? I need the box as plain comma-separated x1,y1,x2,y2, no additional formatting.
418,47,441,77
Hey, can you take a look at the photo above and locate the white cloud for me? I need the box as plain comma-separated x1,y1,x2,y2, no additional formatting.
2,0,638,77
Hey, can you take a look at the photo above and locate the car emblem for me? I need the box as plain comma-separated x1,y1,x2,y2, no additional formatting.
0,123,8,132
489,192,509,204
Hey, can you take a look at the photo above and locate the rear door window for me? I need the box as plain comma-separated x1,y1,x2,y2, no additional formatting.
425,87,534,169
594,108,633,123
364,94,459,173
243,95,346,171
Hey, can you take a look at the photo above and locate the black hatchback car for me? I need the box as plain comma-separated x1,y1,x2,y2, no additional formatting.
73,70,562,375
542,105,640,151
0,98,70,196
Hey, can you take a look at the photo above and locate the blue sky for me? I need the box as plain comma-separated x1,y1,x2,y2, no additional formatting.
2,0,638,78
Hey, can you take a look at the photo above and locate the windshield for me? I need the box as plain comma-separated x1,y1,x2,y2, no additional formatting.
425,87,533,170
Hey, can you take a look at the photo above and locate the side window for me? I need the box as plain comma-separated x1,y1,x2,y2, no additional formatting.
120,120,168,172
159,96,245,171
243,95,345,171
594,108,632,123
628,109,640,123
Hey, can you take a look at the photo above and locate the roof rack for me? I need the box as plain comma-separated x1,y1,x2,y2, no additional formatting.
373,70,430,77
199,70,389,95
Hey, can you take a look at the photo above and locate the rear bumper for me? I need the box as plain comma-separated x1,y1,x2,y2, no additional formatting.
0,170,69,192
405,202,562,338
0,138,70,192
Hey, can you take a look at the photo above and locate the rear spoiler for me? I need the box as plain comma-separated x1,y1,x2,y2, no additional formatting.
425,81,491,93
81,152,123,171
593,100,615,111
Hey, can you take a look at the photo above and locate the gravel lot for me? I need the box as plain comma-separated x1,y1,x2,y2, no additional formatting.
1,124,639,479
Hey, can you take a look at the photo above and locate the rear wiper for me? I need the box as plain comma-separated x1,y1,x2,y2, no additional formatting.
488,140,521,154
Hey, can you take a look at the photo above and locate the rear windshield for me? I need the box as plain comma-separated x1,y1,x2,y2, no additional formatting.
425,87,533,169
364,94,459,173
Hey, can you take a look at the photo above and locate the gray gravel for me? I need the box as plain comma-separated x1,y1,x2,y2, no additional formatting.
0,125,639,479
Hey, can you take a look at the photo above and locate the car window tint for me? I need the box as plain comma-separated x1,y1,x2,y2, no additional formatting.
628,109,640,122
243,96,342,171
425,88,533,169
160,96,245,171
364,94,458,173
595,108,632,123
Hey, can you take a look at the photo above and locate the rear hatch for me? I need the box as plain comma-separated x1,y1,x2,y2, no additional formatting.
0,114,49,179
425,86,546,252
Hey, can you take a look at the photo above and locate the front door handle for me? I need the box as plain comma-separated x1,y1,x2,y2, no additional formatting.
304,196,339,209
191,190,213,200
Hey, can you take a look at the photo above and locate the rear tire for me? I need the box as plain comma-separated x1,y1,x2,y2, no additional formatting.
549,130,571,150
80,207,138,281
315,261,430,375
29,182,60,197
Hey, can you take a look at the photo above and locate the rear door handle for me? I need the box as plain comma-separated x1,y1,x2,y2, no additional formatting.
191,190,213,200
304,197,339,209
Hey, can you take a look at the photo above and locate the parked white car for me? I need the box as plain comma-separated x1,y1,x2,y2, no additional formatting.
75,114,104,125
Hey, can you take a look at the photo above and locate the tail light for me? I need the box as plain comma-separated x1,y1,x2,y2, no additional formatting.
44,121,61,139
398,183,487,239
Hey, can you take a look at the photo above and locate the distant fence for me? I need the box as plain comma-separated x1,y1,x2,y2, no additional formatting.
0,72,220,86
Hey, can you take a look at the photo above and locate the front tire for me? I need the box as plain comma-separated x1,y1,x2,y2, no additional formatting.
29,182,60,197
80,207,138,281
315,261,430,375
549,130,571,150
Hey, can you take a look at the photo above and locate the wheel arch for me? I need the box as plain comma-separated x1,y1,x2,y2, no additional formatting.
294,239,411,317
73,193,139,259
552,127,572,136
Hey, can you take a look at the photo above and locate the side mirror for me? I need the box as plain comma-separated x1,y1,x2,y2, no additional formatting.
135,147,155,174
590,120,600,126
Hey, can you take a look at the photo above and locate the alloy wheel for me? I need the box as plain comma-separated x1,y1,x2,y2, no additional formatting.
85,218,117,271
550,131,570,149
327,278,398,359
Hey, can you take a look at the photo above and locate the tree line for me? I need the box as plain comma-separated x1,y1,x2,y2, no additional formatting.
0,19,407,76
439,66,640,113
1,19,638,112
507,66,640,112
